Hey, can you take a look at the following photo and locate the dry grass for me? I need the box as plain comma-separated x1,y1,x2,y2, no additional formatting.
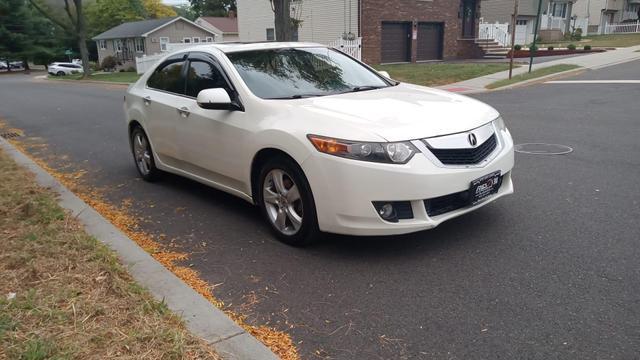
0,121,300,360
0,148,221,360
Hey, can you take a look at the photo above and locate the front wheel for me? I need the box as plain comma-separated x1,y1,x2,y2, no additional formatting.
257,157,319,246
56,71,65,76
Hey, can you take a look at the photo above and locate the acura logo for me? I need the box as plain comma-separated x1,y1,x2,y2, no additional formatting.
468,133,478,146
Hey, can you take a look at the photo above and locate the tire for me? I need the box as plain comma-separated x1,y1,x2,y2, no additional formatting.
257,156,319,246
56,71,65,76
130,126,160,182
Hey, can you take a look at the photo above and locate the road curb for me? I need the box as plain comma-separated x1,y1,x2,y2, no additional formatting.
0,137,278,360
36,75,131,87
483,67,586,92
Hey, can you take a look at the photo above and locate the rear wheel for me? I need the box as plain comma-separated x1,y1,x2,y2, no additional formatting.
56,71,65,76
130,126,160,181
257,156,319,246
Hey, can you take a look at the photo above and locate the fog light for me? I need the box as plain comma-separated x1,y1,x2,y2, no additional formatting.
372,202,398,222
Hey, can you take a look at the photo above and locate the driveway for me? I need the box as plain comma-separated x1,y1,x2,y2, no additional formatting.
1,62,639,359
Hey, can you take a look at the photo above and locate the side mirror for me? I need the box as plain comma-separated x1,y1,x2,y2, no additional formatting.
197,88,237,110
377,70,391,78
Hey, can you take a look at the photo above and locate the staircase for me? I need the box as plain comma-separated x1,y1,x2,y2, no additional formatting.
475,38,510,59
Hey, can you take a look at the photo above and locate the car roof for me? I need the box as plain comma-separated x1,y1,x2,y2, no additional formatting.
182,42,326,54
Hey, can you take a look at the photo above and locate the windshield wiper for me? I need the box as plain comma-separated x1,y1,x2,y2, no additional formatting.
266,94,324,100
346,85,387,93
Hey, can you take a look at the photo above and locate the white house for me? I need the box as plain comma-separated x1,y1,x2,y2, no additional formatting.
573,0,639,33
236,0,358,45
194,15,240,42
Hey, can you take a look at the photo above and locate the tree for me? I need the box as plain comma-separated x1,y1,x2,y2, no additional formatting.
0,0,62,72
29,0,90,78
142,0,176,18
270,0,292,41
189,0,235,17
173,4,197,21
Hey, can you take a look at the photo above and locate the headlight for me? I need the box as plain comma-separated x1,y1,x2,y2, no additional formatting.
307,135,417,164
494,116,507,131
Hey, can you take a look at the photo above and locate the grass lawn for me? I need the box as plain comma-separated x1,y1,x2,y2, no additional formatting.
374,63,513,87
486,64,581,89
539,33,640,48
0,149,219,359
48,71,140,83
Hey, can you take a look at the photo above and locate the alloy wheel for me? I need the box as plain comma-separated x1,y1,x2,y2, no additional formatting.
133,132,152,176
262,169,304,235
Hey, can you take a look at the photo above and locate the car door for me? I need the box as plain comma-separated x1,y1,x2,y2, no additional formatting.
177,52,250,189
144,53,192,166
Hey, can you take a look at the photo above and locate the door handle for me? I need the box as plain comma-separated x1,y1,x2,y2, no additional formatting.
143,96,151,106
177,106,190,118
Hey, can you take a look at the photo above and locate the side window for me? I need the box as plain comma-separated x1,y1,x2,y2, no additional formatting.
185,60,229,98
147,60,186,94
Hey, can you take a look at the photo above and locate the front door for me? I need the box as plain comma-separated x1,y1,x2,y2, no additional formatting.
177,52,248,190
461,0,477,38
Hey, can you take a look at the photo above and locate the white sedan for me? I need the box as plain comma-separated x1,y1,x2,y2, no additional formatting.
124,42,514,245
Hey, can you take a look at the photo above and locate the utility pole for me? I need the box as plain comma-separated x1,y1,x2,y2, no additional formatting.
509,0,519,79
529,0,544,73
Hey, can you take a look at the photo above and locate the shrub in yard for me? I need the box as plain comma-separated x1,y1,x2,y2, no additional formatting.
101,56,116,71
584,45,592,50
514,44,522,51
547,46,554,51
572,28,583,41
567,44,577,50
126,66,136,72
529,44,538,52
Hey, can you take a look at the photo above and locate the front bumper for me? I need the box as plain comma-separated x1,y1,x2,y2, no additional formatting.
301,128,515,236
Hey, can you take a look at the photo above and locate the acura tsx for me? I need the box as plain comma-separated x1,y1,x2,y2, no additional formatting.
124,42,514,246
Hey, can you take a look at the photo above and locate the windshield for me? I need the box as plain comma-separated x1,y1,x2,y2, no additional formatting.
225,47,390,99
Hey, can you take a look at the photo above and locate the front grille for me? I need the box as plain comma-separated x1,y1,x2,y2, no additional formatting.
428,134,497,165
424,175,503,217
424,190,471,217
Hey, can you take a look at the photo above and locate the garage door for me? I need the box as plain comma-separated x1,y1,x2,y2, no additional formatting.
381,22,411,63
417,23,443,61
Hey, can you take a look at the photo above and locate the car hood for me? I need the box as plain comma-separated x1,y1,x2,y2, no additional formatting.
298,83,500,142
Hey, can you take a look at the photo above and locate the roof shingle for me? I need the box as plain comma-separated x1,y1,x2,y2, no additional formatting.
92,17,177,40
199,17,238,33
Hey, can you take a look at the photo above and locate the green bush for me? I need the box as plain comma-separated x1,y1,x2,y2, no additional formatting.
529,44,538,52
584,45,592,50
567,44,577,50
514,44,522,51
572,28,583,41
126,66,136,72
101,56,116,71
547,46,554,51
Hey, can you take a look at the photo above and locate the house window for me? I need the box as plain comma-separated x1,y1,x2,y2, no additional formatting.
266,28,275,41
193,37,200,43
516,19,528,26
183,37,191,43
552,3,567,18
99,40,107,50
134,38,145,52
114,39,122,52
159,37,169,51
206,36,214,42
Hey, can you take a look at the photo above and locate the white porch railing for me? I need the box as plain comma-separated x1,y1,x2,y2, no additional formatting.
604,20,640,34
541,16,566,32
479,22,510,47
327,37,362,60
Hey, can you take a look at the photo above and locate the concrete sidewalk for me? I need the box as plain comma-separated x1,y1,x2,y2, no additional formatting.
438,45,640,93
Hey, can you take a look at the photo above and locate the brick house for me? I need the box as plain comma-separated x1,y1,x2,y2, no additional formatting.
237,0,484,64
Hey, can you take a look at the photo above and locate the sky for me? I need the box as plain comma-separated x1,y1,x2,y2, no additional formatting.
162,0,189,6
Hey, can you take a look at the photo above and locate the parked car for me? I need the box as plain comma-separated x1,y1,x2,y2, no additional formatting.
124,43,515,245
48,62,83,76
0,61,7,70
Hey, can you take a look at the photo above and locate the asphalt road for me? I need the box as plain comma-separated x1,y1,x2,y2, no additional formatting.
1,62,639,359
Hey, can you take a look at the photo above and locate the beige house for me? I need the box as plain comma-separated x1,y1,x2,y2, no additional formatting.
92,17,217,70
194,15,240,42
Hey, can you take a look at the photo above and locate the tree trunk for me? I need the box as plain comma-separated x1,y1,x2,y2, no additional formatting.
272,0,292,41
74,0,90,78
22,58,31,74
